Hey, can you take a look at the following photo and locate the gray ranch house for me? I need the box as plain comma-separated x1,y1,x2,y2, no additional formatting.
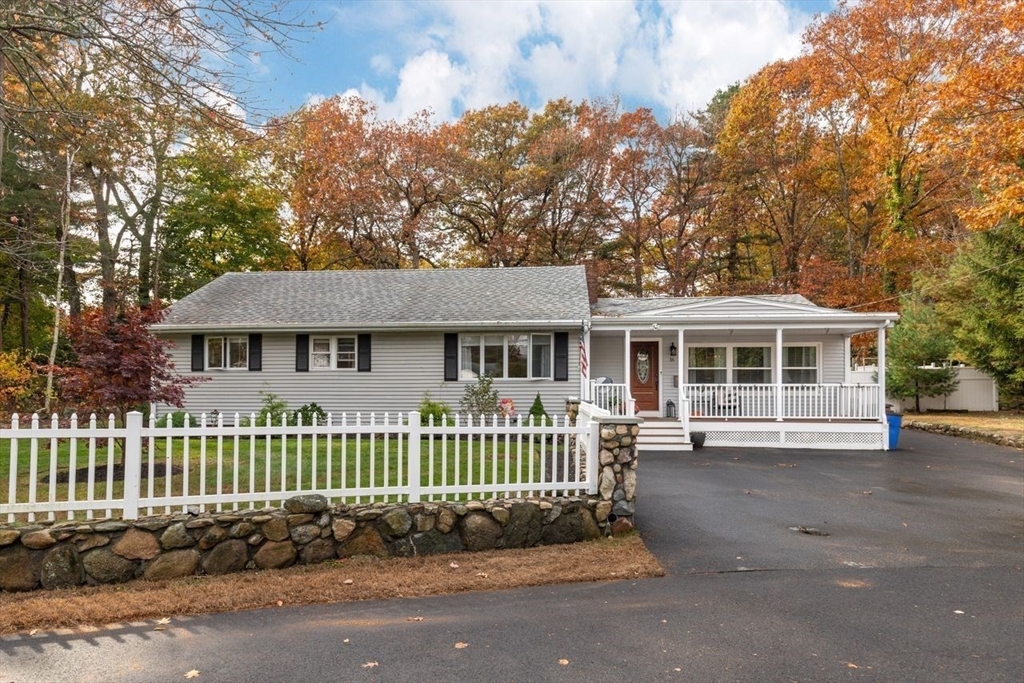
154,265,899,451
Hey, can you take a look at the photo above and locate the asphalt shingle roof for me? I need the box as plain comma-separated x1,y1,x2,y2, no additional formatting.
157,266,592,329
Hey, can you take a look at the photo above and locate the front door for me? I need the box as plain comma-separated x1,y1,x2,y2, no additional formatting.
630,341,659,412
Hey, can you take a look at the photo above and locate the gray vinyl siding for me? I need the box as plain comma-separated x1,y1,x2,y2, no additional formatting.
590,336,625,384
161,330,580,418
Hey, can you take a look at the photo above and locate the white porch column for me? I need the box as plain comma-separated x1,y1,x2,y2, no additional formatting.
677,327,685,413
581,327,591,401
623,328,631,386
844,335,852,382
775,327,784,421
877,325,887,423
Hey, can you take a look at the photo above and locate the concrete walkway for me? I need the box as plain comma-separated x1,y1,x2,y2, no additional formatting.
3,429,1022,682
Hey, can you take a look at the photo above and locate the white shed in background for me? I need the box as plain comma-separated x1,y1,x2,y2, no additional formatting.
851,366,1000,413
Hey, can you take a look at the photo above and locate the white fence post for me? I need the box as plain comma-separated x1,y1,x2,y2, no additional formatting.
122,411,143,520
407,411,421,503
586,416,599,495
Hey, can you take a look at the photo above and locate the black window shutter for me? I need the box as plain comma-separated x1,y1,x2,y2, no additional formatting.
357,333,372,372
295,334,309,372
554,332,569,382
248,334,262,371
191,335,204,372
443,333,458,382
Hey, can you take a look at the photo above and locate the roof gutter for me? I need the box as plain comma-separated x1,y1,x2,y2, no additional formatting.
151,319,589,334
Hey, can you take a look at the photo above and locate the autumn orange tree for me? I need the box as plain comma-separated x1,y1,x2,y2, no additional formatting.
717,59,833,292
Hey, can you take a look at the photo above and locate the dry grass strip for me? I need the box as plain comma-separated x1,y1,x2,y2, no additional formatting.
0,535,663,635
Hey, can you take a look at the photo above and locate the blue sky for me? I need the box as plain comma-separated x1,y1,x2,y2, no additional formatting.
248,0,836,122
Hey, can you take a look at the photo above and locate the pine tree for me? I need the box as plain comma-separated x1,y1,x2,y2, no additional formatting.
887,297,958,412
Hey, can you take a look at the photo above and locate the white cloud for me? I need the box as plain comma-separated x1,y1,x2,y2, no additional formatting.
329,0,816,121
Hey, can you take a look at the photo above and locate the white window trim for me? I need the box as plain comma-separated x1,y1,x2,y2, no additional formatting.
685,342,822,384
458,332,553,381
207,335,248,371
310,335,358,371
781,343,820,384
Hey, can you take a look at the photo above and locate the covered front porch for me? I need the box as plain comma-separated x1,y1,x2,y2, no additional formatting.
581,295,899,451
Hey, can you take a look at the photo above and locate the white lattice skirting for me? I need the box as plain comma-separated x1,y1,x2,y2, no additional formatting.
692,422,886,450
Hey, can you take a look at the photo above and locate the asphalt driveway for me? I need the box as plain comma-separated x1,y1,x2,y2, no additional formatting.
2,429,1022,682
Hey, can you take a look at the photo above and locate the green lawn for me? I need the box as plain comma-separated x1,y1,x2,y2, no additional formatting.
1,432,581,520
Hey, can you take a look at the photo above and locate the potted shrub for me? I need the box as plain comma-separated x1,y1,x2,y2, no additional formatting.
690,431,706,448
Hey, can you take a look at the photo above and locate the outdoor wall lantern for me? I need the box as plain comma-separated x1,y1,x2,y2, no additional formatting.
669,342,677,357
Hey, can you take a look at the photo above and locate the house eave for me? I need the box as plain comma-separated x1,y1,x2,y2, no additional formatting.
151,319,588,334
590,312,898,332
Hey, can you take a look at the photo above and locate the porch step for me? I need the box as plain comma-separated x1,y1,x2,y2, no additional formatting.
637,420,693,452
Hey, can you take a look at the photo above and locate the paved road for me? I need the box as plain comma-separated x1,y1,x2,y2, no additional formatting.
3,429,1022,682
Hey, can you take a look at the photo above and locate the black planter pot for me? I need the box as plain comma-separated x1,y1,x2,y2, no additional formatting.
690,431,706,448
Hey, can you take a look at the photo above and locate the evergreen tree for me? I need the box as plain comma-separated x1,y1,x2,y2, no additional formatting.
941,220,1024,405
887,297,959,412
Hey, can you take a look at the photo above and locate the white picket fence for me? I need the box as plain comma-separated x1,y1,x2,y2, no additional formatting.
1,411,597,522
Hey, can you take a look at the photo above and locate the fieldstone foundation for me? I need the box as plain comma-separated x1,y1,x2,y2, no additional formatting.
0,494,609,592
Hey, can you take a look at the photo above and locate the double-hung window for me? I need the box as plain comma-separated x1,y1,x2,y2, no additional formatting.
687,347,726,384
783,346,818,383
207,336,248,369
460,333,553,380
311,336,357,370
733,347,772,384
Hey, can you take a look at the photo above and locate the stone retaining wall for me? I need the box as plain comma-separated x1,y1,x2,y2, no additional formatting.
0,495,611,592
903,420,1023,450
1,416,641,593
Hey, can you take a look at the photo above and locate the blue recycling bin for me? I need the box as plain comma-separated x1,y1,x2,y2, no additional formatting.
887,413,903,449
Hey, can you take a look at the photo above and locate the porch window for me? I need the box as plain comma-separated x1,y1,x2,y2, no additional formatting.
733,347,772,384
310,336,357,370
459,333,553,379
207,336,247,370
783,346,818,383
688,347,726,384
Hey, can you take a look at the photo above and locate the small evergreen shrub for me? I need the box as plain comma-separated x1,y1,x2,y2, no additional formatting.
528,392,552,426
418,392,453,425
156,410,189,428
293,402,327,425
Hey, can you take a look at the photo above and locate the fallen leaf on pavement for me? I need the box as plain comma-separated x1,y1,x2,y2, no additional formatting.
407,617,424,622
954,610,965,615
343,579,354,585
475,572,488,578
674,668,682,672
157,617,171,625
343,638,350,644
846,663,859,669
455,642,469,649
449,562,459,569
362,662,378,669
185,670,200,679
154,627,165,632
29,629,38,636
558,659,569,665
276,600,283,606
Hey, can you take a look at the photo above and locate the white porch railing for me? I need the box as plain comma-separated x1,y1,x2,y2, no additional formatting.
682,384,881,420
589,381,634,416
1,411,596,522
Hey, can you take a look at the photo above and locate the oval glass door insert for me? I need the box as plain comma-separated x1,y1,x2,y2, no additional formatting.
636,350,650,384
